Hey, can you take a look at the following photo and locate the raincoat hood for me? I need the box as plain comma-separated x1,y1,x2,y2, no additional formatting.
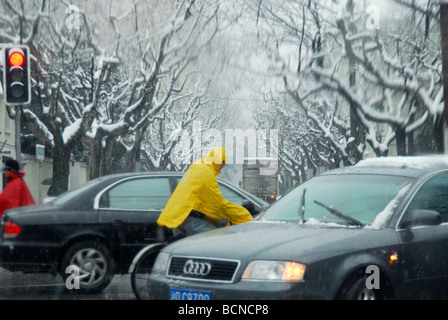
202,147,229,175
7,170,25,180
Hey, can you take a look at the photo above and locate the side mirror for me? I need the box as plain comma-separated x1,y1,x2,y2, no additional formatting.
241,200,259,217
400,209,442,229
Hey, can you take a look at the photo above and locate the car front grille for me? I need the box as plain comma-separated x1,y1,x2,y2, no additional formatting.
167,256,240,283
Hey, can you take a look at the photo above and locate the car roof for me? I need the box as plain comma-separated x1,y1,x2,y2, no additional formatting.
90,171,232,184
76,171,182,187
320,155,448,179
96,171,183,179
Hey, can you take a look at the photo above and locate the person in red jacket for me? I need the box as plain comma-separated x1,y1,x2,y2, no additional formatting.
0,159,36,219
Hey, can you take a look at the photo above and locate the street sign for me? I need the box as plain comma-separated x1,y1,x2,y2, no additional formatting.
36,144,45,161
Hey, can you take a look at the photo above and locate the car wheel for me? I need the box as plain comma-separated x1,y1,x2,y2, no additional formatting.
60,241,115,294
338,275,389,300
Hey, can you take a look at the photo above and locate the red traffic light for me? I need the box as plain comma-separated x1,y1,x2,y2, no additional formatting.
9,51,25,67
3,45,31,105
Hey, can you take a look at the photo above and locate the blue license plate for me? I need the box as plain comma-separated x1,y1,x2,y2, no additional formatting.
169,288,211,300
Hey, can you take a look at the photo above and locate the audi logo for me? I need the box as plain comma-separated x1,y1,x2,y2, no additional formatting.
183,259,212,276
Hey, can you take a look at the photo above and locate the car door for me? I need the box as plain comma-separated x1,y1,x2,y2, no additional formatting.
96,176,174,261
397,171,448,298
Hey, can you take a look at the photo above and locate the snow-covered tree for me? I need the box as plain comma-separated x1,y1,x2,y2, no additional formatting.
0,0,224,194
234,0,443,189
310,0,443,158
0,0,108,195
85,0,224,177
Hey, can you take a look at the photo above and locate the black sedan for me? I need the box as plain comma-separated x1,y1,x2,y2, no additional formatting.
147,156,448,300
0,172,268,293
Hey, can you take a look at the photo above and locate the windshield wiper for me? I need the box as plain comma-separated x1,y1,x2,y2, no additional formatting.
298,188,306,224
314,200,364,228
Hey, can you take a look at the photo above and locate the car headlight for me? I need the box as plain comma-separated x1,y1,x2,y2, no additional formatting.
153,252,170,272
242,260,306,281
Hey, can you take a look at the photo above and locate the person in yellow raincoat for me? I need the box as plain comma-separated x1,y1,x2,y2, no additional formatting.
157,147,253,236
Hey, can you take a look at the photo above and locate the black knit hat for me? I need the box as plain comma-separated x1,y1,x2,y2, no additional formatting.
3,159,20,171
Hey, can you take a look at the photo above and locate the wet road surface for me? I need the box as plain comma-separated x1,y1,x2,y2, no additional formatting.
0,268,136,300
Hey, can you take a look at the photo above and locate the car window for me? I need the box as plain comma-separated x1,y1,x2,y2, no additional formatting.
261,174,412,227
101,178,171,210
407,172,448,223
218,184,245,205
51,177,104,206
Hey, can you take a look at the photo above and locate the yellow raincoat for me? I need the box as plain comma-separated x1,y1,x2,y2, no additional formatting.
157,147,253,229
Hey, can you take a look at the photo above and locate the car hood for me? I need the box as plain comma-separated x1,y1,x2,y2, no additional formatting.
165,221,390,263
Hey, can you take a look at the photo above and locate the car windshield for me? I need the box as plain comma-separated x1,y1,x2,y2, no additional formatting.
260,174,412,228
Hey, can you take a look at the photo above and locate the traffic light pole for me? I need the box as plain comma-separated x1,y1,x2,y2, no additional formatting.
15,105,21,165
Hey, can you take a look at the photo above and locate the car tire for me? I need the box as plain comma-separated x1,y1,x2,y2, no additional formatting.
338,275,389,300
60,241,115,294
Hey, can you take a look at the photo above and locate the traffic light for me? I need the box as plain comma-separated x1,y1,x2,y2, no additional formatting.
3,45,31,105
269,194,276,204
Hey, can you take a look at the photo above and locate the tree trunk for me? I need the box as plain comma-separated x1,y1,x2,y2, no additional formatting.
87,135,103,179
48,143,71,196
101,137,116,175
347,0,364,164
396,127,407,156
440,3,448,151
128,143,141,172
433,115,445,153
